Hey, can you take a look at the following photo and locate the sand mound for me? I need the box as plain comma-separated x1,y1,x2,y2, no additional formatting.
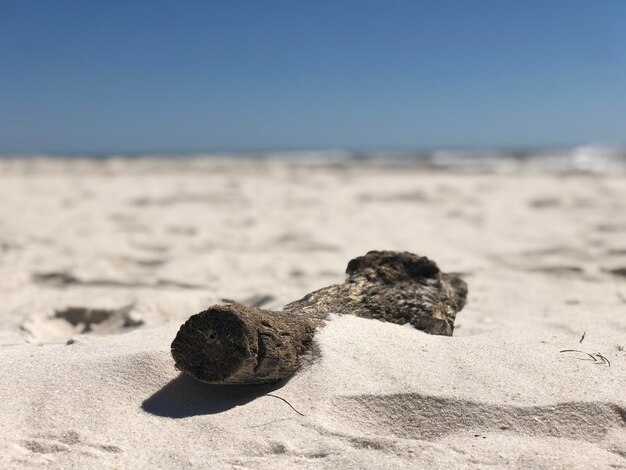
1,315,624,468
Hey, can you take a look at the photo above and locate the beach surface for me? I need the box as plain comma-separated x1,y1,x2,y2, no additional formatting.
0,158,625,468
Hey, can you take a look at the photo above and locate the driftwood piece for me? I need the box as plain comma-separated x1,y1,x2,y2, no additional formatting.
171,251,468,384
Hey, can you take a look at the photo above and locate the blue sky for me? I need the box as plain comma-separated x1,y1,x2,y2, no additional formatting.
1,1,625,154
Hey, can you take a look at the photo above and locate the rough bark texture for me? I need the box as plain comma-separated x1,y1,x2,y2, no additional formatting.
171,303,320,384
284,250,467,335
171,251,468,384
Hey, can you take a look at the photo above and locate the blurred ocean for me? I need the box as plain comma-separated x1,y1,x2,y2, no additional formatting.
2,145,626,174
264,145,626,174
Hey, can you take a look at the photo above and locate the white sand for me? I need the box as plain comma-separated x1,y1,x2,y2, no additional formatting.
0,158,625,468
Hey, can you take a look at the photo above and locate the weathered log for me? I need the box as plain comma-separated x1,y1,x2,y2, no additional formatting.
171,251,467,384
170,303,321,384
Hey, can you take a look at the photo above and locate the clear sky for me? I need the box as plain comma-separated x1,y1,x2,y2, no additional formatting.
1,1,625,154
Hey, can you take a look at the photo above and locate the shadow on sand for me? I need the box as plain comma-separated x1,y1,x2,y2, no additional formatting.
141,373,286,418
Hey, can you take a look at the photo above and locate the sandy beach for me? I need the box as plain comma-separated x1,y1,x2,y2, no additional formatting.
0,157,625,469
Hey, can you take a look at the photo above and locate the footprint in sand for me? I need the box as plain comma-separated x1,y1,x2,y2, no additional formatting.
20,304,144,342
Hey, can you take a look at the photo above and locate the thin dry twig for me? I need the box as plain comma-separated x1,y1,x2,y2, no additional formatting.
559,349,611,367
264,394,305,416
594,352,611,367
560,349,597,362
